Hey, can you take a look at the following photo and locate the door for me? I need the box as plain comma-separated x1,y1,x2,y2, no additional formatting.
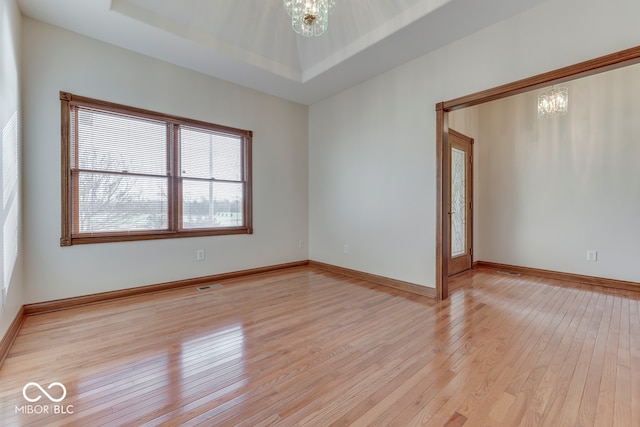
448,129,473,276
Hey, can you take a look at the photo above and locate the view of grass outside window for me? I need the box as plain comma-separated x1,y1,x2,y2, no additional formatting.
60,92,252,246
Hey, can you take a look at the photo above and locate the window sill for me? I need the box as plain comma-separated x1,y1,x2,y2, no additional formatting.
61,227,253,246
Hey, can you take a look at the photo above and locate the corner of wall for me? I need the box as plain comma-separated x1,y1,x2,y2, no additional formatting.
0,0,26,342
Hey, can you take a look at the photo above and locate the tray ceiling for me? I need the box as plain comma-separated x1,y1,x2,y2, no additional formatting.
18,0,548,104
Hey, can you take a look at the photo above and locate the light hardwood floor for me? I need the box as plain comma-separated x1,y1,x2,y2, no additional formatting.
0,266,638,426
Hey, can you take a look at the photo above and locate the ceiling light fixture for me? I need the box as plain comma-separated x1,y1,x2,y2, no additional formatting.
283,0,336,37
537,86,569,118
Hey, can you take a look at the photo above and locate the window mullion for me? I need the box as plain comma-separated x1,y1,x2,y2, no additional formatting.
171,124,182,232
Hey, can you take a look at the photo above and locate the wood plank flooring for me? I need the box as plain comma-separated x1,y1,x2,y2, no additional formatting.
0,266,638,426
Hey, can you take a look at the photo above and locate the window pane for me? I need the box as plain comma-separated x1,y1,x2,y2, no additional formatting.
76,172,168,233
182,180,243,229
75,108,167,176
180,127,242,181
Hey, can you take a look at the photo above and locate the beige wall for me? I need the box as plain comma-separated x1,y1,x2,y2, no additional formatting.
7,0,640,314
451,63,640,282
309,0,640,288
22,18,309,303
0,0,23,339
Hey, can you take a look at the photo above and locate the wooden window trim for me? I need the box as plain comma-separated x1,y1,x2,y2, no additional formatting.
60,92,253,246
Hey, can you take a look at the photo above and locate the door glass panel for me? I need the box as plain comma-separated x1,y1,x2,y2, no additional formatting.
451,147,466,257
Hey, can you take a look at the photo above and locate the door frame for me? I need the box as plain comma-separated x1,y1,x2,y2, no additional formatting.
447,129,473,277
435,45,640,300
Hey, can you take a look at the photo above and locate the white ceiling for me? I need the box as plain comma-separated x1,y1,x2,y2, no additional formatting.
18,0,548,105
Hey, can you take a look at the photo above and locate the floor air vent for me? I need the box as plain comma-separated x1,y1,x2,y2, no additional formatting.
197,284,223,291
497,270,521,276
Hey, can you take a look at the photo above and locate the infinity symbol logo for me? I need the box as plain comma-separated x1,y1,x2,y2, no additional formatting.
22,382,67,403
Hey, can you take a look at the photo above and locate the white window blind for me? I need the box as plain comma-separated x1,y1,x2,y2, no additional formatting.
71,106,169,233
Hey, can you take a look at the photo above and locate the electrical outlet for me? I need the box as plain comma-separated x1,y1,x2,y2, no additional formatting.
196,249,205,261
343,244,350,254
586,250,597,262
298,240,304,249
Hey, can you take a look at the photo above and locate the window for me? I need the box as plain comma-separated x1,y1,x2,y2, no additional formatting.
60,92,252,246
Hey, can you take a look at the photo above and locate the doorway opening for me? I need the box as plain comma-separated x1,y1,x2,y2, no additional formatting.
435,45,640,300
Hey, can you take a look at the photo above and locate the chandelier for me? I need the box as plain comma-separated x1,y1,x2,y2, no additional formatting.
537,86,568,118
283,0,336,37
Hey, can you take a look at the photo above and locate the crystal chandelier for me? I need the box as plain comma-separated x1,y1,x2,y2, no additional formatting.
537,86,569,118
283,0,336,37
